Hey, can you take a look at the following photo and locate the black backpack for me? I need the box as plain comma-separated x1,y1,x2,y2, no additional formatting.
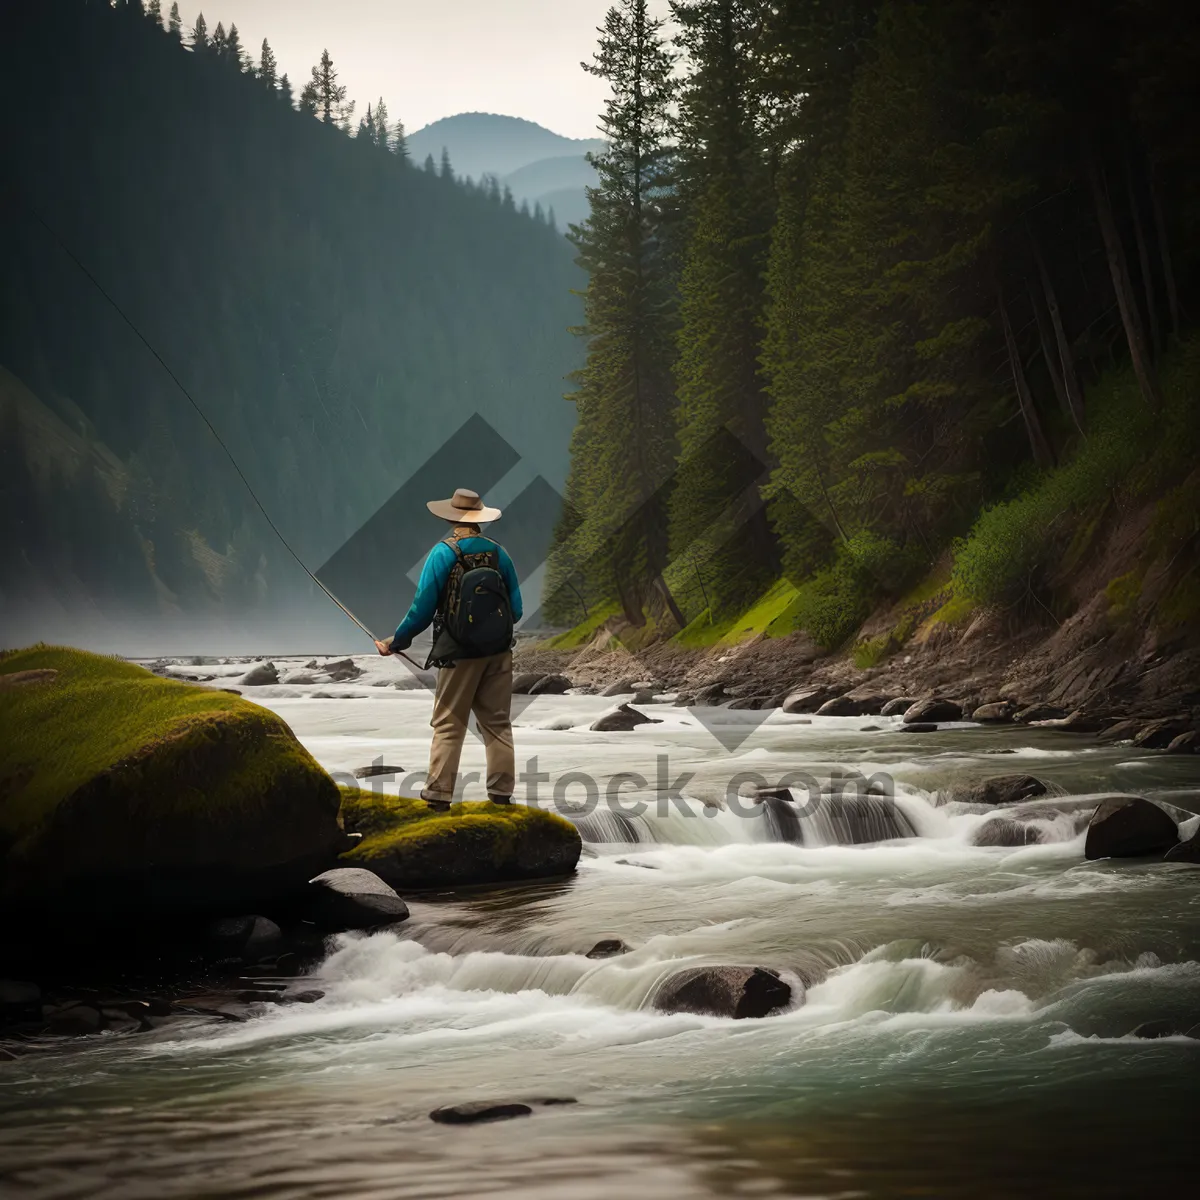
427,537,514,668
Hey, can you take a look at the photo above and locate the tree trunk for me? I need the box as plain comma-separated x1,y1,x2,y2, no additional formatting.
1148,166,1181,340
652,574,687,629
1087,156,1160,408
998,287,1055,469
1030,235,1085,434
1028,278,1072,428
1125,160,1161,356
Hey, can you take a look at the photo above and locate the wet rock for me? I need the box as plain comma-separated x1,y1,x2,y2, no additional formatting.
673,692,696,707
860,724,882,732
1031,710,1106,733
880,697,919,716
322,658,361,682
600,677,639,696
901,723,939,733
283,673,319,685
654,965,793,1020
302,868,409,931
289,990,325,1004
511,672,545,695
847,694,893,716
591,703,661,732
44,1003,104,1035
1084,797,1179,860
1013,703,1067,723
957,775,1049,806
972,701,1017,723
728,695,773,710
1133,718,1194,750
614,858,657,869
240,661,279,686
205,915,283,963
430,1101,533,1125
1098,718,1142,743
694,682,730,706
782,686,839,714
1164,831,1200,864
586,939,631,959
903,698,962,723
529,673,572,696
1166,731,1199,754
970,818,1045,847
815,695,865,717
1129,1018,1179,1039
353,763,405,779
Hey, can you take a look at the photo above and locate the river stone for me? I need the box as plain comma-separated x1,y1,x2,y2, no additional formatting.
903,698,962,723
1133,718,1194,750
1013,703,1067,723
600,677,639,696
44,1003,104,1035
880,697,919,716
1129,1018,1179,1039
816,695,865,717
1166,731,1199,754
971,818,1045,847
1084,797,1179,860
693,682,730,706
901,723,939,733
321,658,362,682
353,763,405,779
728,695,773,710
430,1101,533,1124
205,915,282,962
529,673,572,696
511,672,544,695
586,938,631,959
957,775,1048,806
1098,718,1142,743
654,965,793,1020
591,703,661,732
782,686,839,714
240,661,278,686
1164,830,1200,864
971,701,1016,723
304,868,409,931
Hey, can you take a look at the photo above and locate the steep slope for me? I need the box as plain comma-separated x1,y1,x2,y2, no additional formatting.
0,2,582,649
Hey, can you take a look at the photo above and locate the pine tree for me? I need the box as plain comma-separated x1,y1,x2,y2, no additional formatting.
168,2,181,38
259,38,277,89
359,102,376,141
279,72,293,106
390,117,409,158
439,147,454,180
374,98,390,148
211,21,226,57
545,0,683,627
307,49,353,127
422,152,436,173
146,0,162,25
225,23,244,68
191,12,207,52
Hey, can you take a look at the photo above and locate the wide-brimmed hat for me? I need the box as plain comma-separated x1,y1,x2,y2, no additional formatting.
426,487,502,524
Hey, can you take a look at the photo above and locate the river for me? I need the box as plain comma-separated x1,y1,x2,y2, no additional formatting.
2,654,1199,1198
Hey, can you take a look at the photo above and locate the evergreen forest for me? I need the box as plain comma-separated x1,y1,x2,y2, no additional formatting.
0,0,580,647
546,0,1200,652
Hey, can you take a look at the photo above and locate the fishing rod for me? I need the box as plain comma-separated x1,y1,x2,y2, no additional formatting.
20,196,426,672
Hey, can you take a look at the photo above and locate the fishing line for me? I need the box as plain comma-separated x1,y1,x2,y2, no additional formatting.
21,198,395,652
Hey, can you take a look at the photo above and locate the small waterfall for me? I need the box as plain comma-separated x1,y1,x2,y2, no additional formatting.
793,791,917,846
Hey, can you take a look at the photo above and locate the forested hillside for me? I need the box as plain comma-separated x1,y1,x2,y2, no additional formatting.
547,0,1200,654
0,0,580,649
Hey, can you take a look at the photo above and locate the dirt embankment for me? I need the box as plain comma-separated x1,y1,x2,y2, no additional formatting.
518,489,1200,726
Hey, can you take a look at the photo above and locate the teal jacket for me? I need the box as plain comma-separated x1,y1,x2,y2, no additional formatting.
392,535,521,648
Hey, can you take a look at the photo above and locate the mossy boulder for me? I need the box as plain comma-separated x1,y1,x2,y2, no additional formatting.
338,787,582,888
0,646,345,921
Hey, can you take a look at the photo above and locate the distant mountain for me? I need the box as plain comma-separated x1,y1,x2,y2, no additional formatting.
407,113,605,181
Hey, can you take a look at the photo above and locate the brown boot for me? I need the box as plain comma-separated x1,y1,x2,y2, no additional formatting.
421,789,453,814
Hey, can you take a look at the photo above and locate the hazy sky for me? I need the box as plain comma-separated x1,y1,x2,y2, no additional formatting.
188,0,662,139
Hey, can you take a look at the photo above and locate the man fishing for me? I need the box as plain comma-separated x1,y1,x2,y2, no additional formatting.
375,487,522,812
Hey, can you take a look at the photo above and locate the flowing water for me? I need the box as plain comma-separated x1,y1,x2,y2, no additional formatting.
3,655,1200,1198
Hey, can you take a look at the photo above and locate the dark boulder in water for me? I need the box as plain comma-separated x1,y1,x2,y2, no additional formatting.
1164,829,1200,864
600,677,639,696
1129,1018,1179,1039
586,938,632,959
301,868,409,931
430,1101,533,1124
972,701,1016,723
530,673,572,696
591,703,661,732
1166,730,1199,754
971,818,1045,847
654,965,793,1020
903,698,963,723
1133,718,1194,750
881,696,919,716
901,722,939,733
815,695,866,716
1084,797,1179,860
782,686,839,713
957,775,1048,806
205,915,282,963
1013,703,1067,723
240,661,279,686
511,672,544,695
322,658,362,682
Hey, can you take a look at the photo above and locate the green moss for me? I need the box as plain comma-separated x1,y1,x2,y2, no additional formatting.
852,632,894,669
338,786,581,887
0,645,341,914
928,592,976,628
1105,570,1143,621
547,601,621,649
1158,566,1200,630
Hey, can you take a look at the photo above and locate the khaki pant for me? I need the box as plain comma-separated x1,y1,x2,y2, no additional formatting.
424,650,515,801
